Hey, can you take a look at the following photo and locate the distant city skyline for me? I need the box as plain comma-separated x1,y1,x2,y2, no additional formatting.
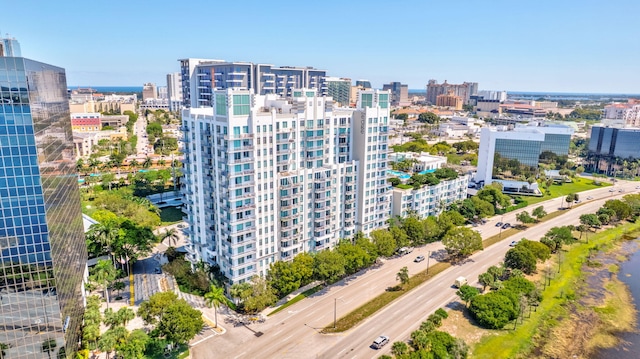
5,0,640,93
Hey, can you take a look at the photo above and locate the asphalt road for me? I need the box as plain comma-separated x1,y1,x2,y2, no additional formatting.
191,179,638,359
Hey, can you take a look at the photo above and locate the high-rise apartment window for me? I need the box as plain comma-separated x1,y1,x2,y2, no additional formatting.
232,95,251,116
215,94,227,115
361,93,373,108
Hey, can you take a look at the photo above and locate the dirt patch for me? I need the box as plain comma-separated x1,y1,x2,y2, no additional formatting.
439,301,499,346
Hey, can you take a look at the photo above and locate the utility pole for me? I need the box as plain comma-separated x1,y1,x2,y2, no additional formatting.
426,250,431,274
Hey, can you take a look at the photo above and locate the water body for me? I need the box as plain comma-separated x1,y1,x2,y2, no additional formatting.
68,86,142,94
595,241,640,358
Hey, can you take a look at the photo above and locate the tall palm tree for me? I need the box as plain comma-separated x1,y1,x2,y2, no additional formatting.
129,159,139,172
162,228,180,247
204,285,229,328
142,157,153,169
157,159,166,167
87,222,120,266
92,260,117,308
76,158,85,174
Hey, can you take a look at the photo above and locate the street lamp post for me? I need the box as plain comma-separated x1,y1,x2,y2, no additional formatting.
499,215,504,238
426,250,431,274
334,298,337,329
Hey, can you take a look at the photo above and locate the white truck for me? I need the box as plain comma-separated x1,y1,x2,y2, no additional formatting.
454,276,467,288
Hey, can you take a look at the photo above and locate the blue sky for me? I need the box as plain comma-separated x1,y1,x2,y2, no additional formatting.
4,0,639,93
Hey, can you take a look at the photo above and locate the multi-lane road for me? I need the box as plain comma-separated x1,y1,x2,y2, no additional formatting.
191,179,638,359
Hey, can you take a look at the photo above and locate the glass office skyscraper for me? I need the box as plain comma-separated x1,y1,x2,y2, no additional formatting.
0,55,87,358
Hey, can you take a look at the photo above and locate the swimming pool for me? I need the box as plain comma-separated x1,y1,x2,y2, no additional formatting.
387,170,411,180
418,169,436,175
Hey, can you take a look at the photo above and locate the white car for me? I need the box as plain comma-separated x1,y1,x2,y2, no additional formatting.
372,335,390,349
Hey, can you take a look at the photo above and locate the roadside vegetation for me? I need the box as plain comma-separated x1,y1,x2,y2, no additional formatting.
442,193,640,358
78,293,200,359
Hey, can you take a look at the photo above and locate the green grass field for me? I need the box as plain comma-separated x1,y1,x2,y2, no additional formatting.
471,220,640,358
521,177,610,206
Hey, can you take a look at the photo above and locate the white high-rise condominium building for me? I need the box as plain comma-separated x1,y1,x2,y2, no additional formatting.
181,88,391,283
167,72,183,111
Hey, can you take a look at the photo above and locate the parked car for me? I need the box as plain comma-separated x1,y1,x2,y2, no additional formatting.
496,222,503,227
372,335,390,349
480,219,487,224
502,223,511,229
414,255,425,263
472,222,478,227
509,241,519,247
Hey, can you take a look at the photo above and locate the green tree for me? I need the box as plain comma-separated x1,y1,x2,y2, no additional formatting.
336,241,372,275
478,272,494,292
204,285,230,328
391,341,410,357
516,239,551,261
146,122,163,143
565,193,576,208
142,156,153,169
504,247,537,274
418,111,440,124
240,276,277,313
90,260,117,308
441,227,483,259
389,226,410,249
402,217,426,246
396,266,410,287
267,261,300,298
456,284,480,306
158,300,204,345
515,211,535,226
292,252,315,286
137,292,180,325
477,185,511,210
532,206,547,220
161,228,180,247
543,226,575,249
116,329,148,359
603,199,632,221
469,291,518,329
579,213,601,231
370,229,396,257
313,250,346,283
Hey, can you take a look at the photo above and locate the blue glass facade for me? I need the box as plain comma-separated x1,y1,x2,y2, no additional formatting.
589,126,640,159
0,57,86,358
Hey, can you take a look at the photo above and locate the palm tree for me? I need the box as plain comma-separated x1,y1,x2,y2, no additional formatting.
88,157,101,174
91,260,117,308
142,157,152,169
204,285,229,328
162,228,180,247
76,158,85,174
87,223,120,266
157,159,166,167
129,159,139,172
117,307,135,326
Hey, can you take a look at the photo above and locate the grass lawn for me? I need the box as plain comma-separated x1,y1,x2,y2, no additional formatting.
520,177,610,206
160,206,185,225
471,220,640,358
268,285,323,316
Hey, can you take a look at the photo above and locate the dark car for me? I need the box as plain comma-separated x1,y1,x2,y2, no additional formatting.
496,222,503,227
502,223,511,229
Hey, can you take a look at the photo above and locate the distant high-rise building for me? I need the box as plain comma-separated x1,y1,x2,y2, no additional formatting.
382,82,409,106
477,90,507,102
475,124,573,187
0,48,87,358
178,58,327,108
435,90,463,110
325,77,351,106
157,86,168,100
166,72,183,111
0,36,21,57
355,80,372,89
602,99,640,126
142,83,157,100
180,88,391,283
426,80,478,105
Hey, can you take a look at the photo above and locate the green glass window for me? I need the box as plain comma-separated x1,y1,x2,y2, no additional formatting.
378,93,389,108
215,94,227,115
361,93,373,108
306,91,314,97
293,91,302,97
233,94,251,115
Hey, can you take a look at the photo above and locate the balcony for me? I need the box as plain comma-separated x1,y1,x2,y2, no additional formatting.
228,156,253,165
224,133,254,140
